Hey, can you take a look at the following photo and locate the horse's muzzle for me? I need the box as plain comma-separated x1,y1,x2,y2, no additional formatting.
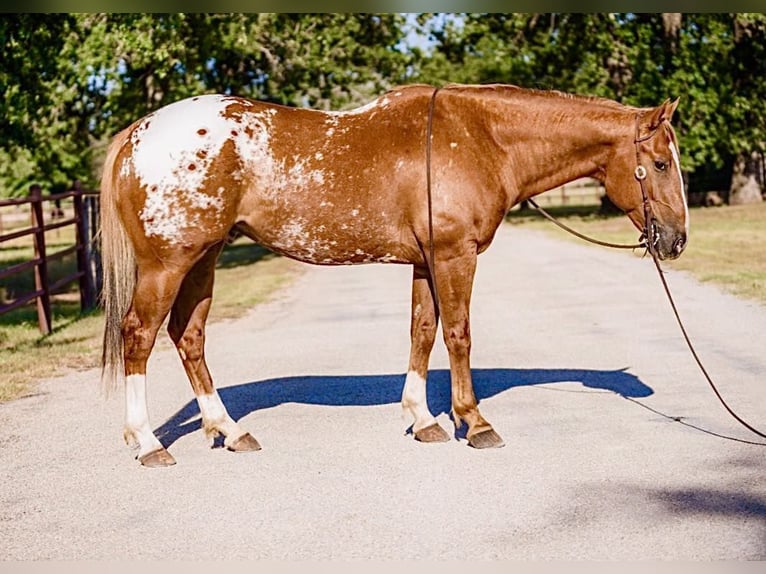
656,227,687,260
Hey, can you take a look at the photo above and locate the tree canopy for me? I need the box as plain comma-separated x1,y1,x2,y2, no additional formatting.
0,13,412,194
1,13,764,199
414,13,766,183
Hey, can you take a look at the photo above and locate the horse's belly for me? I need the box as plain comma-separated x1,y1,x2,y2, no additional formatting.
265,223,405,265
239,206,408,266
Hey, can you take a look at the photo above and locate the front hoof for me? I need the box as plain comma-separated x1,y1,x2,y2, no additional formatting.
415,423,451,443
139,448,177,467
227,432,262,452
468,429,505,449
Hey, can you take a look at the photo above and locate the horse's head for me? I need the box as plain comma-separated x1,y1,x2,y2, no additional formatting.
604,98,687,260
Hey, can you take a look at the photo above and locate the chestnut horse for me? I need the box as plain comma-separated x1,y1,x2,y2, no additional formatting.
99,83,687,466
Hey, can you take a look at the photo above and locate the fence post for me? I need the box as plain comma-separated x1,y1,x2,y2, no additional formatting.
86,193,102,300
29,183,52,334
72,181,96,311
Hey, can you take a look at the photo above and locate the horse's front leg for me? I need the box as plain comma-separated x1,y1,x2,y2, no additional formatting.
401,266,450,442
436,249,505,449
167,244,261,453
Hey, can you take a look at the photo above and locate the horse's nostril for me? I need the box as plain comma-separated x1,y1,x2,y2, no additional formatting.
673,236,686,255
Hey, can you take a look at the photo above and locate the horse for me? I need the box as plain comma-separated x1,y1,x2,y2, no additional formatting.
99,83,687,467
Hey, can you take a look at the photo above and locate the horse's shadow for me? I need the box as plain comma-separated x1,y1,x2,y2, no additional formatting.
154,367,652,448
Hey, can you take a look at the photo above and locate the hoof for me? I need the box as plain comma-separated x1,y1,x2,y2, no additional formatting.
138,448,177,468
414,423,451,443
468,429,505,449
227,432,262,452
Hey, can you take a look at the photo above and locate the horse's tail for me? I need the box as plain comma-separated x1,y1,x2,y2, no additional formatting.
99,127,135,395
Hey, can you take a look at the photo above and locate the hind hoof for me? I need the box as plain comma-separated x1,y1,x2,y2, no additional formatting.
468,429,505,449
415,423,451,443
227,432,262,452
139,448,176,468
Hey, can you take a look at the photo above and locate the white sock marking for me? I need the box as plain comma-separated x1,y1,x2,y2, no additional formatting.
401,371,437,433
124,374,164,455
196,392,244,444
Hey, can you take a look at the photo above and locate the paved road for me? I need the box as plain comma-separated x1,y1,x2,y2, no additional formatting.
1,224,765,560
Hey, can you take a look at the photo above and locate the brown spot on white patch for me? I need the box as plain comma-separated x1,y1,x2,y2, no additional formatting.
197,128,207,136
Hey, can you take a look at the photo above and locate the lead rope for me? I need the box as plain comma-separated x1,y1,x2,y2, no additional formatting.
632,119,766,443
534,115,766,443
647,245,766,442
427,92,765,443
527,198,646,250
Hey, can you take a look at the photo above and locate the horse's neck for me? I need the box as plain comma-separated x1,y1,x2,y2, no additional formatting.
486,95,633,199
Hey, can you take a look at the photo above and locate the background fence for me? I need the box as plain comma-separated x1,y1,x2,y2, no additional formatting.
0,182,100,334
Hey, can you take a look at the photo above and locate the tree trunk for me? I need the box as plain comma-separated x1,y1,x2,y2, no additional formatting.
729,151,765,205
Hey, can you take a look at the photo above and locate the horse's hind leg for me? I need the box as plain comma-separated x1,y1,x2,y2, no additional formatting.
122,263,189,467
167,242,261,453
435,249,504,449
401,266,450,442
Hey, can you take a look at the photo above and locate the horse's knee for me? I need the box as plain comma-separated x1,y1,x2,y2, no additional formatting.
443,321,471,356
411,316,436,347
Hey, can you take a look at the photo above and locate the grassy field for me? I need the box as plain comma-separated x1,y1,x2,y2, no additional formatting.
507,201,766,305
0,236,302,402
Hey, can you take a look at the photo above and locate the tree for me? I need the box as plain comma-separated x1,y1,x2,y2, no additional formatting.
416,13,766,203
0,13,412,196
0,14,84,194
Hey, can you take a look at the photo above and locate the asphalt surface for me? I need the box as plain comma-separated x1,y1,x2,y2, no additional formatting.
1,223,765,560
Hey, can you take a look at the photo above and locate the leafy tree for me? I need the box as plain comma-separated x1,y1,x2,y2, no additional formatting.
0,13,411,196
415,13,766,202
0,14,84,195
4,12,762,202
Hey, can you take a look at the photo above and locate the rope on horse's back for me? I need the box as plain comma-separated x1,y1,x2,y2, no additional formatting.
425,87,442,319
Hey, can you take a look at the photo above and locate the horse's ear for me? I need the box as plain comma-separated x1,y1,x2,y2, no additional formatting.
648,97,680,129
667,97,680,119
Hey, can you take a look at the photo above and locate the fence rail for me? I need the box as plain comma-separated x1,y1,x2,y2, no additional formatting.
0,182,100,334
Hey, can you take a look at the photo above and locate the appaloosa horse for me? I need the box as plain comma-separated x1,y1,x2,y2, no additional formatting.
99,83,687,466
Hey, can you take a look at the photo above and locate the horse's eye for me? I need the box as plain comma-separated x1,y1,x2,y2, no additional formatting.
654,160,667,171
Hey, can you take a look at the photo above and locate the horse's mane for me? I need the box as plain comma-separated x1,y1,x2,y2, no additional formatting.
450,83,636,112
349,83,638,116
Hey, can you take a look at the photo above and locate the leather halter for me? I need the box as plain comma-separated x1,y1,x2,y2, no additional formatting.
529,113,663,254
633,113,662,257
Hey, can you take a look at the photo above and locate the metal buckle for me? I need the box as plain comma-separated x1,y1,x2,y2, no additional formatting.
634,165,647,180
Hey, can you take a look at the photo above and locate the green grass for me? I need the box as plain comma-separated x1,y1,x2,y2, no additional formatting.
507,202,766,305
0,236,302,402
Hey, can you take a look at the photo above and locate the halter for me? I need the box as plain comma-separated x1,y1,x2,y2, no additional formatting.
633,113,661,257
